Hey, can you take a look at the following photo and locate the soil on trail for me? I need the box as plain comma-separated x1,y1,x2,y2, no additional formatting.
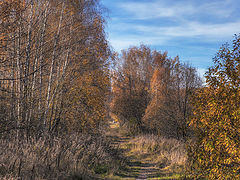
108,135,163,179
106,123,181,180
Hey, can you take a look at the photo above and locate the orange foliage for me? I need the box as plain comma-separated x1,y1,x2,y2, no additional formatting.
188,35,240,179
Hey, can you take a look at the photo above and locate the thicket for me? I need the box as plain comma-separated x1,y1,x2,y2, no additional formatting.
0,0,111,138
111,45,202,139
0,0,119,178
187,35,240,179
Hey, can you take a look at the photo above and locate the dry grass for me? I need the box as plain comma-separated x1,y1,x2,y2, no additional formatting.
0,133,123,179
124,134,187,172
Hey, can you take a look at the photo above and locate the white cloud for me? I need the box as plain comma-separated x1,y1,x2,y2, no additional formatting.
197,68,208,84
200,1,234,18
108,34,168,51
134,21,240,39
104,0,239,71
118,0,235,20
109,38,140,51
108,20,240,51
118,1,194,20
107,0,240,48
197,68,207,77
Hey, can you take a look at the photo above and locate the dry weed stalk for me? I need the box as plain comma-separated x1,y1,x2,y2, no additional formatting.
129,134,187,167
0,133,122,179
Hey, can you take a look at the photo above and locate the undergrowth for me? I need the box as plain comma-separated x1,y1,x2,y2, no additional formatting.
124,134,187,174
0,133,123,179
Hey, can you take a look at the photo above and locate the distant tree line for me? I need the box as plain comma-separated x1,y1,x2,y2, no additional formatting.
111,45,202,139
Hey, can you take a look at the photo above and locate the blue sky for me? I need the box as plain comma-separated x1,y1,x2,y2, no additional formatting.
101,0,240,77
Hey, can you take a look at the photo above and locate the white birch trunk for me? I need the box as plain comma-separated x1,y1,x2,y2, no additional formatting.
38,1,49,128
44,1,65,130
24,0,34,137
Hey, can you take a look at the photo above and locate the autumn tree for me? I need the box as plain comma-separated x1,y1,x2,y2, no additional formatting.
143,54,201,139
187,35,240,179
143,53,178,137
111,45,153,133
0,0,29,138
112,45,201,136
0,0,112,138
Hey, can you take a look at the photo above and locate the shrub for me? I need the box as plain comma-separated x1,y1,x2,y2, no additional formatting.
187,35,240,179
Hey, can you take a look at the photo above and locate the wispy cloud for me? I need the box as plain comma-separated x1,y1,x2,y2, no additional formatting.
118,1,194,20
134,21,240,39
117,0,235,20
109,34,168,51
102,0,240,71
108,20,240,52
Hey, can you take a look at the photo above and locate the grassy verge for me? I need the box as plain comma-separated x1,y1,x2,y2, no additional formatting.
0,133,123,179
125,134,186,169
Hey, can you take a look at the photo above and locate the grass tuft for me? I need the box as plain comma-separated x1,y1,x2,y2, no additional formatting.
0,133,123,179
124,134,187,174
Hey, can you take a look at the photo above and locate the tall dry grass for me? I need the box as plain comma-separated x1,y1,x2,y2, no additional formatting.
0,133,123,179
127,134,187,169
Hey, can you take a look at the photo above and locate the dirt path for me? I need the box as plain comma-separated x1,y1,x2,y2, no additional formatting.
104,120,184,179
120,160,161,179
106,131,176,179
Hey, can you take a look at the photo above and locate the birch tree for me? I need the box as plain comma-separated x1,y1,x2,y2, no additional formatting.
0,0,112,138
